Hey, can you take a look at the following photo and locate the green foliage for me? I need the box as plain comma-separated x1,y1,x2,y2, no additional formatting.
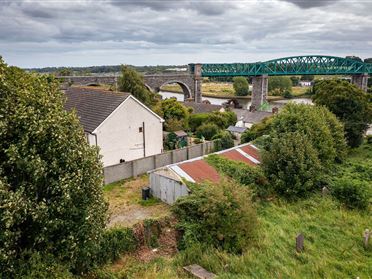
269,103,347,167
328,143,372,210
196,123,220,140
205,155,270,198
212,131,234,151
95,228,137,266
283,90,293,99
233,76,249,96
118,65,155,106
0,59,108,275
262,132,323,199
300,75,314,81
240,116,274,143
153,98,189,132
290,76,300,86
331,178,370,210
268,76,292,94
189,113,209,131
172,180,257,253
313,79,372,147
164,132,177,150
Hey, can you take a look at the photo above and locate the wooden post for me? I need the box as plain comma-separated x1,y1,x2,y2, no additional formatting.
364,229,370,249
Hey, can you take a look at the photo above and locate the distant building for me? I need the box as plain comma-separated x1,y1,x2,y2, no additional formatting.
226,126,247,140
64,87,164,167
234,110,273,128
183,102,225,114
299,81,312,87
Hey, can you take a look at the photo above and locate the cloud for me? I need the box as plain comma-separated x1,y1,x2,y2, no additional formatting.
0,0,371,67
279,0,339,9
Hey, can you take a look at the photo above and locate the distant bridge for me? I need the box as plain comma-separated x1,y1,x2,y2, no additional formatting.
59,55,371,108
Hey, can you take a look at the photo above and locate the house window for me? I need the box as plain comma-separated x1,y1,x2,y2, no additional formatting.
139,127,143,133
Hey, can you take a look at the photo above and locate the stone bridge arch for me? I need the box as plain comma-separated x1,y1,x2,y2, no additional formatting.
143,74,195,101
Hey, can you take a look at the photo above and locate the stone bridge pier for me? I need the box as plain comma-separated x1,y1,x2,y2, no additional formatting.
351,73,369,92
251,75,268,110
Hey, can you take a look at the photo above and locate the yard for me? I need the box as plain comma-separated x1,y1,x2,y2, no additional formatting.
99,143,371,278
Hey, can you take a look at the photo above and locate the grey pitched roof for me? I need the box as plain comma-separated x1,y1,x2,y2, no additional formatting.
183,102,222,114
234,110,273,124
64,87,130,132
226,126,247,133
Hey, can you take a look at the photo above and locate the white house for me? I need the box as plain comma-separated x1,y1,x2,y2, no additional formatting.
64,87,164,167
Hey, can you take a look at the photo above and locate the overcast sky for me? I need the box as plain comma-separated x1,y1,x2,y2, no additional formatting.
1,0,371,68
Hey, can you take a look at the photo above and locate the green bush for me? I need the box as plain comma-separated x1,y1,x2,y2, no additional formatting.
189,113,209,131
172,180,257,253
206,155,270,198
331,178,370,210
233,76,249,96
240,116,274,144
212,131,234,151
196,123,220,140
262,132,323,199
95,228,137,266
268,76,292,94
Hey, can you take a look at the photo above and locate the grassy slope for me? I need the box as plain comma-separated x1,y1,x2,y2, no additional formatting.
106,144,372,278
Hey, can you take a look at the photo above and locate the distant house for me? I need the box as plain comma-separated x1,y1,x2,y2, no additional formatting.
234,110,273,128
64,87,164,167
183,102,225,114
299,81,312,87
226,126,247,140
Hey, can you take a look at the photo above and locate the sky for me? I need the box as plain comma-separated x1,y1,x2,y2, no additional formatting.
1,0,372,68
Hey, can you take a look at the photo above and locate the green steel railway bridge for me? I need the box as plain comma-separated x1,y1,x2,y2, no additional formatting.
189,55,371,107
61,55,371,107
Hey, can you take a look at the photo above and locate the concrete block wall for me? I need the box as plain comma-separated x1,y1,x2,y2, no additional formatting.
103,141,215,184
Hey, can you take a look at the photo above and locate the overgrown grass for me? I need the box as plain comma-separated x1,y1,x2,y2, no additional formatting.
103,143,371,278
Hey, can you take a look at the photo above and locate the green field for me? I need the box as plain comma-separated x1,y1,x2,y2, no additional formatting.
99,143,372,278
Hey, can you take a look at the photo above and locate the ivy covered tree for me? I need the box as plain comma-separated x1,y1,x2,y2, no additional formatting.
0,59,107,276
153,98,190,131
118,65,156,106
313,79,372,147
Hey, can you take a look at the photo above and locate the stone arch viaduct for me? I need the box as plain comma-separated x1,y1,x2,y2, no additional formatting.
59,56,371,107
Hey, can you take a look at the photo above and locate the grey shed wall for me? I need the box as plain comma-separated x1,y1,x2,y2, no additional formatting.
149,172,189,205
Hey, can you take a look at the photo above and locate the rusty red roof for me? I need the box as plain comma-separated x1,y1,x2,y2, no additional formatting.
166,143,260,183
221,150,257,166
178,159,220,183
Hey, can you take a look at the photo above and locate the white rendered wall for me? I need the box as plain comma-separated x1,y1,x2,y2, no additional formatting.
94,97,163,167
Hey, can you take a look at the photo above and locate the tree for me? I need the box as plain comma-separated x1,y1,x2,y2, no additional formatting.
346,55,363,62
268,76,292,95
118,65,155,106
233,76,249,96
196,123,220,140
290,76,300,86
268,103,347,166
262,132,322,199
0,59,107,276
364,58,372,64
313,79,372,147
153,98,190,131
212,131,234,151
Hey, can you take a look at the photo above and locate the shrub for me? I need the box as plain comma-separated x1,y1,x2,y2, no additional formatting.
95,228,137,266
205,155,270,198
196,123,220,140
212,131,234,151
331,178,370,210
189,113,209,131
262,132,322,199
172,180,257,253
268,76,292,94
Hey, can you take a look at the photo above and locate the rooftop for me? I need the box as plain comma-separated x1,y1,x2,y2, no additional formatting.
64,87,130,132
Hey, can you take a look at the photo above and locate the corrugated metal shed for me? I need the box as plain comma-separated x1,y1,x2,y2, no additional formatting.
149,143,260,204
